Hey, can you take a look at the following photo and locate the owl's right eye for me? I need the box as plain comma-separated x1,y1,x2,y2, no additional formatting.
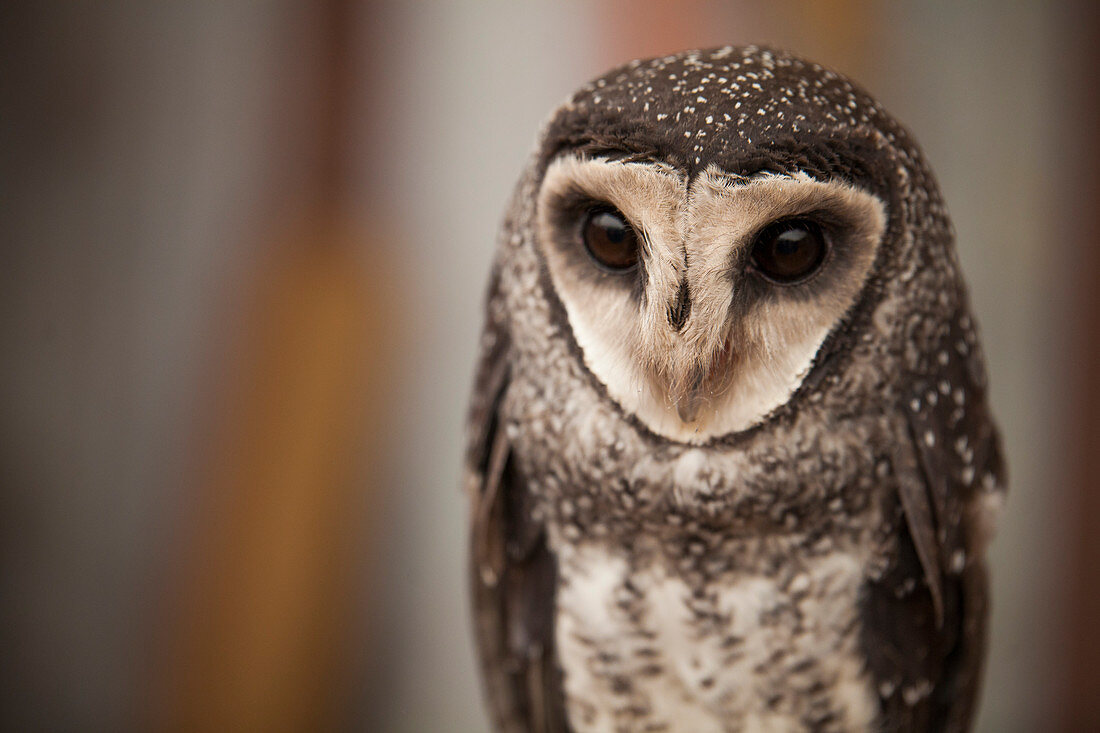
750,218,828,284
582,209,639,271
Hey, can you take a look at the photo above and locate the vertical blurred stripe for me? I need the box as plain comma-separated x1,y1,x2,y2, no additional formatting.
157,232,378,732
1063,3,1100,729
151,0,394,730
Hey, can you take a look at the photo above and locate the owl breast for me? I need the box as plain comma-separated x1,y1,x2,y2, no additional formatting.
552,538,879,732
502,321,894,730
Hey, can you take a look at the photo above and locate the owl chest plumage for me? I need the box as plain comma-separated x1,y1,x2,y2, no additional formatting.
552,538,877,732
503,357,897,732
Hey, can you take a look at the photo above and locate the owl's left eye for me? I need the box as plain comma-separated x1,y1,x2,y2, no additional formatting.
750,219,828,284
582,209,639,271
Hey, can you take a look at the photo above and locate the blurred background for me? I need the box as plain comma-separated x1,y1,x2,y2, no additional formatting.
1,1,1097,731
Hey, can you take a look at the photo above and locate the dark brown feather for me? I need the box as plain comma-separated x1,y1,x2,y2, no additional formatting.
467,270,570,733
862,300,1006,732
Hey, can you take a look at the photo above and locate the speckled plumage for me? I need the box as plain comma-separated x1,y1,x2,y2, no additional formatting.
466,46,1005,733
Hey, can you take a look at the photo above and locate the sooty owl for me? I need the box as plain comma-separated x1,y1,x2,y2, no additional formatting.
465,46,1005,733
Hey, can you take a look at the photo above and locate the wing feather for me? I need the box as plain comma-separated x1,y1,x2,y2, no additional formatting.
863,299,1006,732
466,269,570,733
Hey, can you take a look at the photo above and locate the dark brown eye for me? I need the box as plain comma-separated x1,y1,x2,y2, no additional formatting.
750,219,828,284
582,209,639,271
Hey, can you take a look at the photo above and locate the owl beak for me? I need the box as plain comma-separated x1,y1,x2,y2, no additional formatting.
672,336,733,424
675,377,704,423
673,357,715,423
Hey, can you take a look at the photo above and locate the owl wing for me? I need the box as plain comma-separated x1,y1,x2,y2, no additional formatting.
465,268,570,733
863,300,1007,732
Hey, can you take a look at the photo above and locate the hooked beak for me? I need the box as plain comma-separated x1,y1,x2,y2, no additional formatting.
675,374,706,423
672,336,733,424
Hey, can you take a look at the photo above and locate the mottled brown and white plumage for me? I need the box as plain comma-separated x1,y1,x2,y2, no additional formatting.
465,46,1005,733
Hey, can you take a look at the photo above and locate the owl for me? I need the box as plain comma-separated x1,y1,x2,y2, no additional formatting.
465,46,1005,733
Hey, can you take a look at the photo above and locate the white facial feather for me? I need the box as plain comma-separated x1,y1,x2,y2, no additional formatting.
537,155,887,443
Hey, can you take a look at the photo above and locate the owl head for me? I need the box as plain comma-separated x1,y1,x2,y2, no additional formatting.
505,46,964,445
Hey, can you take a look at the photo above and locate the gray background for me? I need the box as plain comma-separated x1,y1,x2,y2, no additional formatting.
0,2,1077,731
